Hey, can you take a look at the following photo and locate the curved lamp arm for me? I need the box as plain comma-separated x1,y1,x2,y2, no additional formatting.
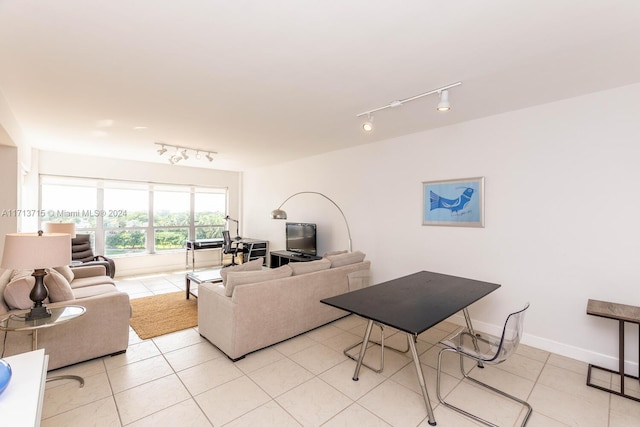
270,191,353,252
224,215,240,240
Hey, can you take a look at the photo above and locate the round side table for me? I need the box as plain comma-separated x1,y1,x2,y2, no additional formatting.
0,305,86,387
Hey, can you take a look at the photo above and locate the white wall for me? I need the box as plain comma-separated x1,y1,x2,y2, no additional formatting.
0,91,24,260
243,83,640,374
0,145,18,261
35,151,241,276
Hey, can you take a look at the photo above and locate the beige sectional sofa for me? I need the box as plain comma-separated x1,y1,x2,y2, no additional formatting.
198,251,371,360
0,264,131,370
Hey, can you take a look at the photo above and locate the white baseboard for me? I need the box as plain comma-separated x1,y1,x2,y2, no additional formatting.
447,313,639,377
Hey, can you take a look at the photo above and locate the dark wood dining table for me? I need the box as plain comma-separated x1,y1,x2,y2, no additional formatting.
321,270,500,426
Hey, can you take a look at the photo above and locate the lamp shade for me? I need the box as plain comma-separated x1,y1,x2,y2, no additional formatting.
41,222,77,238
1,232,72,270
270,209,287,220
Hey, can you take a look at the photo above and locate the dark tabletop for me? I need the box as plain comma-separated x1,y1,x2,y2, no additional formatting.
321,271,500,335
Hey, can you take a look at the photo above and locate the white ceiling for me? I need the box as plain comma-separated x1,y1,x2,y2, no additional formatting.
1,1,639,172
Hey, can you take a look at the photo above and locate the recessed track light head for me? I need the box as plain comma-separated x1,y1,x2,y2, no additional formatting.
362,114,374,132
437,90,451,112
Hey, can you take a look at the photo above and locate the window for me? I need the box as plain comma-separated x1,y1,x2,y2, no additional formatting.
40,181,97,228
195,190,226,239
40,176,227,256
153,188,190,252
103,184,149,256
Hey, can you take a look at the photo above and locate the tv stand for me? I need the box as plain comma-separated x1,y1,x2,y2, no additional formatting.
270,250,322,268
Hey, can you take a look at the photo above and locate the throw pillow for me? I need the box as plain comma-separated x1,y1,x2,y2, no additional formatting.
0,268,12,288
44,269,75,303
323,250,347,258
4,276,36,310
220,257,264,286
224,265,292,297
289,259,331,276
326,251,366,268
0,268,14,314
54,265,75,283
9,269,33,282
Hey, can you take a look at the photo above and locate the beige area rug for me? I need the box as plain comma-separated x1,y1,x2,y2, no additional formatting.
129,292,198,340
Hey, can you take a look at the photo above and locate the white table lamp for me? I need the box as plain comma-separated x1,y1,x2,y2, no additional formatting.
1,231,71,320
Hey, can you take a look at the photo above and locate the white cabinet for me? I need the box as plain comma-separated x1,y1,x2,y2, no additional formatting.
0,349,48,426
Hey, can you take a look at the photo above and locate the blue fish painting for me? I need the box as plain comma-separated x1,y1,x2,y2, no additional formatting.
430,187,474,213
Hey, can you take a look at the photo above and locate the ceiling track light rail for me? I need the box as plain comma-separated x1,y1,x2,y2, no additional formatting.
356,81,462,132
154,142,216,164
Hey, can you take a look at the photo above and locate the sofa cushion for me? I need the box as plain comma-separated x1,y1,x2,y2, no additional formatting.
289,259,331,276
44,269,75,303
325,251,366,268
70,275,116,289
72,284,119,299
3,276,36,310
224,265,292,297
220,257,264,286
54,265,75,283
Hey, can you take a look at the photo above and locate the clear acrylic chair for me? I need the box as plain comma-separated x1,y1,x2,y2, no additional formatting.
343,270,409,373
436,303,532,427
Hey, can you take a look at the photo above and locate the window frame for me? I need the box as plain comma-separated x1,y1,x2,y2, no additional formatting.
39,175,228,257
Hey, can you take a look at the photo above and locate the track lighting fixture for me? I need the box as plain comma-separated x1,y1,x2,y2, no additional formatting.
356,81,461,131
437,90,450,112
154,142,217,165
362,114,374,132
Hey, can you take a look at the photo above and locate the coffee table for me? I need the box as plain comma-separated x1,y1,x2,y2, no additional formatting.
185,269,223,299
321,271,500,426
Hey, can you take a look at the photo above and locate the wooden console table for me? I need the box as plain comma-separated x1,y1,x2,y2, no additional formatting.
586,298,640,402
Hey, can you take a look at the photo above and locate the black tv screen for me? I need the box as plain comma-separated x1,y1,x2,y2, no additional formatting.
286,222,317,256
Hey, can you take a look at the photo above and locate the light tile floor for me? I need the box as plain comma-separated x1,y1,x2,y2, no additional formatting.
40,269,640,426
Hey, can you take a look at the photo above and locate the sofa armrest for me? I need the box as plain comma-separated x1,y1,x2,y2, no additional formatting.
198,282,240,359
71,264,107,278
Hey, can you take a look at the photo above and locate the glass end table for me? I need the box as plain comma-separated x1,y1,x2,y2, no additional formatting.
0,305,86,387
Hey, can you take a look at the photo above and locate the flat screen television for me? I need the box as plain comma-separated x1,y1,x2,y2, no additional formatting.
285,222,317,256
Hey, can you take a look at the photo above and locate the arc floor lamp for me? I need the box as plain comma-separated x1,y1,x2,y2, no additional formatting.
270,191,353,252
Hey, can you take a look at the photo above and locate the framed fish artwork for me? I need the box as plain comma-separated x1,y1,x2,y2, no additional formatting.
422,177,484,227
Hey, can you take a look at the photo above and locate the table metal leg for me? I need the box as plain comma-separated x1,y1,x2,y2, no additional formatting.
185,277,191,300
408,333,436,425
352,319,374,381
463,308,484,369
47,375,85,387
34,330,85,387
